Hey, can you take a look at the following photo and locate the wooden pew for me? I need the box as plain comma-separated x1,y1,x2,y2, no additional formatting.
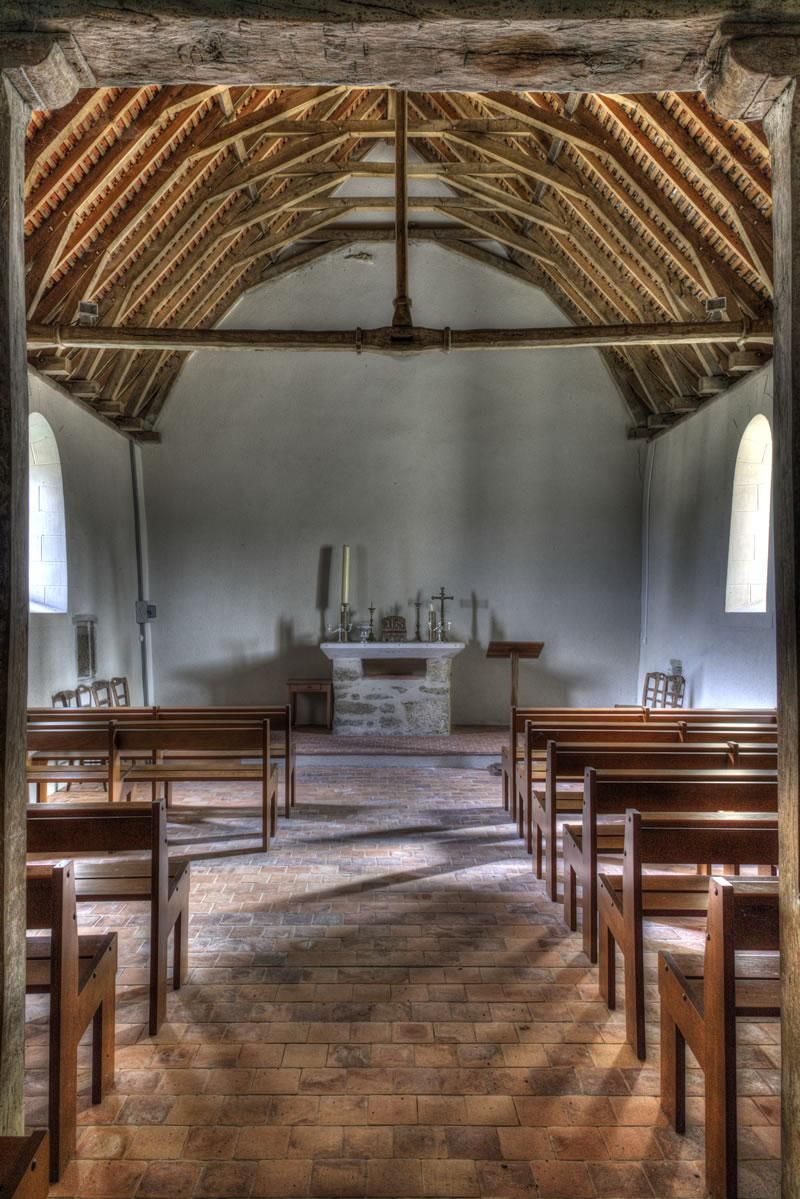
514,722,687,840
560,769,778,961
27,720,277,852
28,801,189,1037
502,707,645,815
597,810,778,1058
29,704,295,818
502,705,775,815
26,863,117,1180
518,720,779,826
531,742,777,899
152,705,294,817
0,1130,49,1198
515,722,778,845
659,877,779,1199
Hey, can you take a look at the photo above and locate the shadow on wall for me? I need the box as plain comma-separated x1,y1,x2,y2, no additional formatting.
165,598,590,709
168,617,329,704
452,593,586,710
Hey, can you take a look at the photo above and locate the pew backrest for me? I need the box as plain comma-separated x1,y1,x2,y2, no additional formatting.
584,769,779,831
624,809,779,874
28,801,166,914
645,708,776,724
545,742,777,784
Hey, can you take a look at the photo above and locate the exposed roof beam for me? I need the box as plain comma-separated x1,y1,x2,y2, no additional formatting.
28,318,774,355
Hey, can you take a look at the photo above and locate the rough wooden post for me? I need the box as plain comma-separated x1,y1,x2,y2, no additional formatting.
765,82,800,1199
0,68,31,1139
708,40,800,1195
0,38,81,1135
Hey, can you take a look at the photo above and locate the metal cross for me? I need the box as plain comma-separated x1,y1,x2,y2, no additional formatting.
431,587,453,638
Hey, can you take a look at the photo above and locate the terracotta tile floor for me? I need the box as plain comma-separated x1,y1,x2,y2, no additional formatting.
27,766,780,1198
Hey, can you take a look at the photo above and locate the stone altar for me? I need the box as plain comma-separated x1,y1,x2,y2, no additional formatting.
319,642,465,735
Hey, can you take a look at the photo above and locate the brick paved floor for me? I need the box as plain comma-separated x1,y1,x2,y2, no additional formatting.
29,766,780,1198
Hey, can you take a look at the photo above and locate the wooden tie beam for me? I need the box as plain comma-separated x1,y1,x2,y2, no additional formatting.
26,318,774,355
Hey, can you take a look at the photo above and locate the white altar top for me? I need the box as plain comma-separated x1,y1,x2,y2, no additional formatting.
320,641,465,660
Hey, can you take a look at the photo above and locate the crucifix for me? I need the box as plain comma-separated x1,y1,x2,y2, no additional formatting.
431,586,453,640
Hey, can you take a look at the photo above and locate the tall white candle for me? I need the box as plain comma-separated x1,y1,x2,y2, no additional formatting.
340,544,350,606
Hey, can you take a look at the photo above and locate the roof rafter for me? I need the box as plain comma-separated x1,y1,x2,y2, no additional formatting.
24,83,774,440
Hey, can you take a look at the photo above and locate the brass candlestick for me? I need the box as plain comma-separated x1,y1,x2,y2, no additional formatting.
368,604,376,642
413,599,423,642
338,603,350,642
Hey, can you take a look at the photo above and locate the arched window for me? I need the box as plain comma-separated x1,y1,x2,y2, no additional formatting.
29,413,68,614
725,414,772,613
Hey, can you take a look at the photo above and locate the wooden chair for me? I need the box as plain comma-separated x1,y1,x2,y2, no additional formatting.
28,801,190,1036
0,1130,49,1198
642,671,686,708
561,768,778,961
659,877,780,1199
51,691,75,709
110,677,130,706
598,810,778,1058
74,685,93,708
26,862,117,1181
90,680,113,707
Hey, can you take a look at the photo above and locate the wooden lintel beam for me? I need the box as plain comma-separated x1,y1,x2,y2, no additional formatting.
27,318,774,356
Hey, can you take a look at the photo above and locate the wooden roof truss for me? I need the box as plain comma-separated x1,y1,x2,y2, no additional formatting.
24,85,773,441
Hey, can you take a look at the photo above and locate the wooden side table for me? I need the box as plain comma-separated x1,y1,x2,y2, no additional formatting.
287,679,333,730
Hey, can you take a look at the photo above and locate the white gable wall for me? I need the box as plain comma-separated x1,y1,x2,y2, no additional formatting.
26,246,778,721
141,241,645,722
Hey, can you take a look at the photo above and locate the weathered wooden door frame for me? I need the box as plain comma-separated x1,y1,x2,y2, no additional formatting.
1,19,798,1194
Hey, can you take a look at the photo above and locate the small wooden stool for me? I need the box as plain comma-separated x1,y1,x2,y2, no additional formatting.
288,679,333,729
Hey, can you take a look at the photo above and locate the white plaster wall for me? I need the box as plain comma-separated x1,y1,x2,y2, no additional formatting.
27,372,143,705
143,242,643,723
639,365,777,708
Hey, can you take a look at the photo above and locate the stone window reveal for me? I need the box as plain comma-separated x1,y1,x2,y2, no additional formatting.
725,414,772,614
29,413,68,614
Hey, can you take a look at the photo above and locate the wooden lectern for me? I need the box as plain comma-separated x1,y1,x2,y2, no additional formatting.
486,641,544,708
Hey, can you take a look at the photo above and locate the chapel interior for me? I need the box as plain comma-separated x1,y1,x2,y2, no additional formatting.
2,10,797,1199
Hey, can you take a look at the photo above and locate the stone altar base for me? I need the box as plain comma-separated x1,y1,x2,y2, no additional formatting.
319,643,465,735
